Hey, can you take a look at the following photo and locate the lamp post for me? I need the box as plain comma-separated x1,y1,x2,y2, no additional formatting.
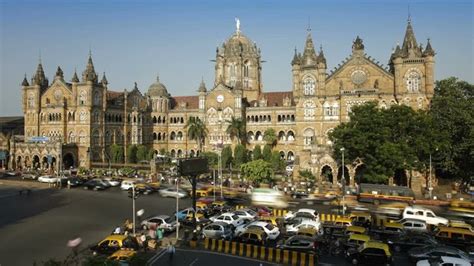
175,175,180,242
340,147,346,215
428,148,438,199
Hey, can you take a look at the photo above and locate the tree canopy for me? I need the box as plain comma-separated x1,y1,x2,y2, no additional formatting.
226,117,246,145
262,145,272,161
263,128,277,147
240,159,273,184
221,145,233,168
185,116,208,152
233,144,247,167
252,145,262,160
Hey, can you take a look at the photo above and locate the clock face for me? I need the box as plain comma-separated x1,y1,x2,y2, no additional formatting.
216,95,224,103
351,70,367,85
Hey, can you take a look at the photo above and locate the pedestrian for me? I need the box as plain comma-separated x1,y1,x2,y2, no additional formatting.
113,226,121,235
140,233,147,251
167,243,175,260
156,226,164,247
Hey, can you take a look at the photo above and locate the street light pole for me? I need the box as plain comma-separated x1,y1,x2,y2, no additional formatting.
176,176,179,242
340,147,346,216
132,185,136,236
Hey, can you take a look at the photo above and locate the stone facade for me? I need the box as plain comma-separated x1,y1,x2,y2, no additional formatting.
13,19,435,185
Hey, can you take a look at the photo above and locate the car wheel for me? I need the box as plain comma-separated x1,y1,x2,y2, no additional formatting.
351,258,358,265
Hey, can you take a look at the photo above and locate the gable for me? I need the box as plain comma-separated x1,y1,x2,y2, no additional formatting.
40,80,73,106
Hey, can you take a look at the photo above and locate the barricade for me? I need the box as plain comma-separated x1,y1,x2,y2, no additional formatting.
272,209,288,217
201,238,316,265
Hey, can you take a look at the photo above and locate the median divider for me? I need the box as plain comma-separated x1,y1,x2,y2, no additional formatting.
201,238,316,266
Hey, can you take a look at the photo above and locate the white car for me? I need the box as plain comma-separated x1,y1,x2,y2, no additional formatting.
233,209,258,221
159,187,187,198
402,206,448,226
416,256,471,266
285,208,320,222
141,215,177,232
398,218,428,232
104,177,121,187
120,180,135,190
38,175,60,183
92,178,111,188
210,212,244,227
286,220,321,234
235,221,280,240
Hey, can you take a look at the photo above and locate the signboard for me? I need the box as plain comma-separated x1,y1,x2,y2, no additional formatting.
30,136,50,142
177,158,209,176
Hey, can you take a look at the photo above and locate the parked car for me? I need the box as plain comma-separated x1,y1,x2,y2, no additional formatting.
210,212,244,227
285,208,319,222
201,222,233,240
159,187,187,198
90,235,139,255
343,234,371,251
83,180,107,190
235,221,280,240
433,226,474,249
236,228,267,245
120,180,135,191
38,175,65,183
402,206,448,226
408,245,472,263
277,235,316,253
134,183,154,195
141,215,177,232
387,233,438,253
22,173,38,180
67,177,85,187
346,241,393,265
92,178,111,188
233,208,258,221
416,256,471,266
104,177,121,187
397,218,428,232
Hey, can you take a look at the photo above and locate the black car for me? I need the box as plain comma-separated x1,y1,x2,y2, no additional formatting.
83,180,107,190
67,177,85,187
387,233,438,253
277,235,316,253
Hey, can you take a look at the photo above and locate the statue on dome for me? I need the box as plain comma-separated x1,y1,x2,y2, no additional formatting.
235,17,240,33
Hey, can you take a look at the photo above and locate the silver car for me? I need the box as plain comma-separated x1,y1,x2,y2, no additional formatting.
141,215,177,232
202,222,233,240
408,245,472,262
159,187,187,198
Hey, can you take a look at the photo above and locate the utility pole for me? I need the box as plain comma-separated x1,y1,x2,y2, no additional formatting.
340,147,346,216
175,176,179,242
132,185,136,236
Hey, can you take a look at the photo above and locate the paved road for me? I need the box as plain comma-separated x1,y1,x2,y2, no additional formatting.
149,248,278,266
0,184,190,265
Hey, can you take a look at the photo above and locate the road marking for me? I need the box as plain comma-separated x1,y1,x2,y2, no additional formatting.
146,248,167,265
189,258,199,266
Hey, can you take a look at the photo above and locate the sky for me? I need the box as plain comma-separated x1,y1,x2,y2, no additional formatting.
0,0,472,116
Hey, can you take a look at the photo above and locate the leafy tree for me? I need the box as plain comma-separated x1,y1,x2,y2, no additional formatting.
185,116,208,152
329,102,436,183
221,145,233,168
109,144,124,163
234,144,247,166
201,151,218,168
147,149,156,161
226,117,246,144
263,128,277,147
252,145,262,160
262,145,272,161
270,151,285,172
159,148,166,155
299,169,315,181
240,159,273,184
136,145,148,162
430,77,474,182
127,145,137,164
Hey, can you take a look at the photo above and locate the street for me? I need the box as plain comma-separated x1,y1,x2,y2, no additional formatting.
0,182,189,265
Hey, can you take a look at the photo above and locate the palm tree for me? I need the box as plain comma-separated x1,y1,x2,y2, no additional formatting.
263,128,277,147
226,117,246,145
185,117,208,153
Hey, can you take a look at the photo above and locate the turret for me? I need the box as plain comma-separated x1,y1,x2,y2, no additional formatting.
101,72,108,86
21,74,29,87
55,66,64,80
198,78,206,110
82,52,98,83
71,69,79,83
301,30,318,67
31,61,48,88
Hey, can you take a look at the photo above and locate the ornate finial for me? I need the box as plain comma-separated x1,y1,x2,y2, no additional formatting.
352,36,365,51
408,4,411,23
307,17,311,32
156,74,160,82
22,73,29,86
235,17,240,33
38,49,42,64
319,44,323,52
89,45,92,57
55,66,64,79
72,68,79,83
134,81,138,89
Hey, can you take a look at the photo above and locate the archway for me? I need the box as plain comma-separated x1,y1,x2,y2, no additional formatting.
63,153,75,169
287,151,294,162
355,164,367,184
170,149,176,158
189,150,195,157
279,151,285,160
32,155,40,169
337,166,350,185
320,165,334,183
394,169,408,186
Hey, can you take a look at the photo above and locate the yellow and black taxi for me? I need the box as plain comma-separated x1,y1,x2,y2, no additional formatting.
297,227,319,239
433,226,474,248
237,228,267,245
344,226,367,236
107,249,137,262
344,234,371,250
349,211,372,227
90,235,139,255
258,216,279,226
346,241,392,265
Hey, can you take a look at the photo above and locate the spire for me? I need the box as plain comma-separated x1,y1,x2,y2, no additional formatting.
198,77,207,92
401,19,421,57
82,51,98,83
101,72,108,85
22,74,29,86
291,47,301,65
302,29,317,66
33,60,48,87
317,45,326,65
71,68,79,83
352,36,365,54
423,38,435,57
55,66,64,79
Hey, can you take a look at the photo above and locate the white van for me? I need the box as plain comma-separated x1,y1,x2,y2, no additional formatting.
402,206,448,226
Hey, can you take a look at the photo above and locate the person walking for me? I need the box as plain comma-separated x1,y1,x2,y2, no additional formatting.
167,243,175,260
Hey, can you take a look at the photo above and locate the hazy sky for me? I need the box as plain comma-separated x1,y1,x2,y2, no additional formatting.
1,0,472,116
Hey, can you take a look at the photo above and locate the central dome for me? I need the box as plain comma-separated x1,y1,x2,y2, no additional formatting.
222,32,259,57
148,75,169,97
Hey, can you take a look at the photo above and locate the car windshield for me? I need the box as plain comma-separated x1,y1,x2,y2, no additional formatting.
232,215,239,220
164,216,174,223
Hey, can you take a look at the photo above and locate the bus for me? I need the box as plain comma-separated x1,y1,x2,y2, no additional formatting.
357,183,415,204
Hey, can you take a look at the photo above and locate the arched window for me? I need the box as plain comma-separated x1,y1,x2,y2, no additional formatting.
278,131,286,141
92,130,100,145
406,70,421,92
68,131,75,143
79,90,87,105
170,131,176,141
247,131,254,142
177,131,183,141
78,131,86,143
303,128,315,147
255,131,263,141
287,131,295,141
153,132,157,140
303,100,315,119
303,77,316,95
28,93,35,108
